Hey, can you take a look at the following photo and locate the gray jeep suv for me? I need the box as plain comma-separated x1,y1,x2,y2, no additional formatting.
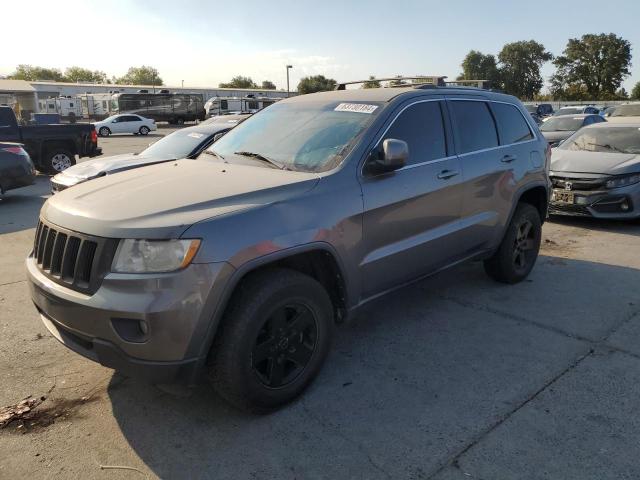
27,84,550,412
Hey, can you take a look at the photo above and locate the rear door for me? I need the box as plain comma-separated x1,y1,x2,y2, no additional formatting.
359,98,464,298
0,108,20,143
449,98,536,252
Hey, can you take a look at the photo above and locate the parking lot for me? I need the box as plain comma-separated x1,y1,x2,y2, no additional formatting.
1,130,640,479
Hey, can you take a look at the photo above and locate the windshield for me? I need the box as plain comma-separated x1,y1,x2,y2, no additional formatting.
611,104,640,117
207,101,382,172
560,127,640,154
141,129,211,158
540,116,584,132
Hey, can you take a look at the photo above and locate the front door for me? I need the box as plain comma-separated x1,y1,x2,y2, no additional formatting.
359,99,464,299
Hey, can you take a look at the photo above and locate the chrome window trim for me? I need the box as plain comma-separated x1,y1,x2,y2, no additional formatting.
360,98,449,176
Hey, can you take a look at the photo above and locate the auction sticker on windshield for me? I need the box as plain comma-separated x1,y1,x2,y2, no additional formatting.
334,103,378,114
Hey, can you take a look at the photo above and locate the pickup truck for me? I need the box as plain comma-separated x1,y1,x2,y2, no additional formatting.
0,106,101,174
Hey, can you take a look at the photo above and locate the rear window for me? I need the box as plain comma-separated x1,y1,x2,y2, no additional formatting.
381,101,447,165
492,103,533,145
450,101,499,154
0,108,15,128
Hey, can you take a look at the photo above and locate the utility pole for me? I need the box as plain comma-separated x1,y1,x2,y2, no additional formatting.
286,65,293,97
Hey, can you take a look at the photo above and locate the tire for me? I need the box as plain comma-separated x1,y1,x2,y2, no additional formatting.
99,127,110,137
42,148,76,175
484,203,542,284
139,126,150,135
208,268,334,413
176,117,185,125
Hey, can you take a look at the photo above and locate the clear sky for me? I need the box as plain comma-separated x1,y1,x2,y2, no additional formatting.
3,0,638,92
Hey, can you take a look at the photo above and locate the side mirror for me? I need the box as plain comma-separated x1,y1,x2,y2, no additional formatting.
368,139,408,174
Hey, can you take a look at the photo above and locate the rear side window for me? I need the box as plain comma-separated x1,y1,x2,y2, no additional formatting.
450,101,498,154
0,108,15,128
492,102,533,145
382,101,447,166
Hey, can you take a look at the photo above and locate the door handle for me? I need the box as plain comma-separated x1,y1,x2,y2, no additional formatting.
501,154,517,163
437,169,459,180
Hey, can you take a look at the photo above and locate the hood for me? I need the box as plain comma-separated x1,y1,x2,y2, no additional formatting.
542,131,573,143
550,149,640,175
52,153,174,183
42,159,320,239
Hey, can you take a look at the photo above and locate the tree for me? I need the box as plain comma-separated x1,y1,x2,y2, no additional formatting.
551,34,632,100
457,50,501,87
64,66,108,83
8,64,64,82
498,40,552,100
297,75,337,94
631,82,640,100
115,66,163,86
362,76,381,89
219,76,258,89
261,80,276,90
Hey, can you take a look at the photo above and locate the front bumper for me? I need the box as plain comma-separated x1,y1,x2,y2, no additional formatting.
27,255,231,383
549,186,640,219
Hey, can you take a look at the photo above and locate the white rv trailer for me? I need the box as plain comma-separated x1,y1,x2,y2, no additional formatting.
37,96,83,121
204,96,280,117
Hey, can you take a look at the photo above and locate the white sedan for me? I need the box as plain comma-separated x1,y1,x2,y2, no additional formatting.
94,114,157,137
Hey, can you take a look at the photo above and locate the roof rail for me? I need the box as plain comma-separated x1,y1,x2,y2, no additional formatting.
335,76,447,90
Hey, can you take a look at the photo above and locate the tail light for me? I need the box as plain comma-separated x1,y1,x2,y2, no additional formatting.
91,128,98,143
2,146,27,155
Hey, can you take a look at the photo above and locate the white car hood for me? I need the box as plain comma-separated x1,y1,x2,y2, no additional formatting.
551,149,640,175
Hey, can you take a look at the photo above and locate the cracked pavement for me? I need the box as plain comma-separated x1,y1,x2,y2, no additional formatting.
1,131,640,479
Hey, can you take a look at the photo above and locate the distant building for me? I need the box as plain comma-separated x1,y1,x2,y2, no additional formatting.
0,79,289,119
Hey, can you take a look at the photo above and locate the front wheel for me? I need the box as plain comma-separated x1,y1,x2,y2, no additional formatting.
139,126,150,135
99,127,110,137
484,203,542,284
208,268,334,413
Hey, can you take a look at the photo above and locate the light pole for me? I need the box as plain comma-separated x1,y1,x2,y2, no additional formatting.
286,65,293,97
181,80,184,88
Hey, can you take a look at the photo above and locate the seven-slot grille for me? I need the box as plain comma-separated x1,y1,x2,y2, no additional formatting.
32,220,117,294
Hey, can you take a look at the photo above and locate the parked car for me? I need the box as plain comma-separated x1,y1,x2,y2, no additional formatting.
607,103,640,124
27,85,550,412
549,123,640,219
552,105,600,117
50,118,246,192
94,114,157,137
525,103,554,118
599,106,616,117
0,142,36,195
540,114,605,146
0,106,101,174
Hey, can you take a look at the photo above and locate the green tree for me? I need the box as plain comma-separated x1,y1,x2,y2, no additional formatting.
457,50,501,87
219,76,258,89
551,34,632,100
64,66,108,83
631,82,640,100
8,64,64,81
260,80,276,89
498,40,552,100
115,66,163,86
362,76,381,89
297,75,337,94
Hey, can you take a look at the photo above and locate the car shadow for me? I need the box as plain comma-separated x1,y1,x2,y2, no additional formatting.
548,214,640,236
107,254,640,479
0,175,50,234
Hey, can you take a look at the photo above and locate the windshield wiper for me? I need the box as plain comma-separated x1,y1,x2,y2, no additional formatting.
234,151,288,170
586,142,625,154
204,149,225,160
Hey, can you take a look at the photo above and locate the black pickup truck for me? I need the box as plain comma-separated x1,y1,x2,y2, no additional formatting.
0,106,101,174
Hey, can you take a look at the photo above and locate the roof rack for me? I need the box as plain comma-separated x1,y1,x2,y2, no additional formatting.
335,76,448,90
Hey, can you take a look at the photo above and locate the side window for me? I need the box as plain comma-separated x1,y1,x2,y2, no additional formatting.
220,100,228,110
450,100,499,154
380,101,447,166
491,102,534,145
0,108,15,128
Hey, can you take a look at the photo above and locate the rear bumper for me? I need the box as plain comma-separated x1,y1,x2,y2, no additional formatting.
27,255,232,383
86,147,102,157
1,172,35,193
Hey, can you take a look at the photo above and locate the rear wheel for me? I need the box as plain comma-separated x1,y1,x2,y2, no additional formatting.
208,268,334,413
176,117,185,125
484,203,541,284
99,127,110,137
139,126,150,135
41,148,75,175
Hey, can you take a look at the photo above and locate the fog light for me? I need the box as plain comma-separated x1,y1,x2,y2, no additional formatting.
139,320,149,335
621,201,630,211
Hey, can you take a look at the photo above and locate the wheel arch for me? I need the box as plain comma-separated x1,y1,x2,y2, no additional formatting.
517,184,549,224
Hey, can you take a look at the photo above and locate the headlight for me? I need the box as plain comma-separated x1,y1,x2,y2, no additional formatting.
605,173,640,189
112,239,201,273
